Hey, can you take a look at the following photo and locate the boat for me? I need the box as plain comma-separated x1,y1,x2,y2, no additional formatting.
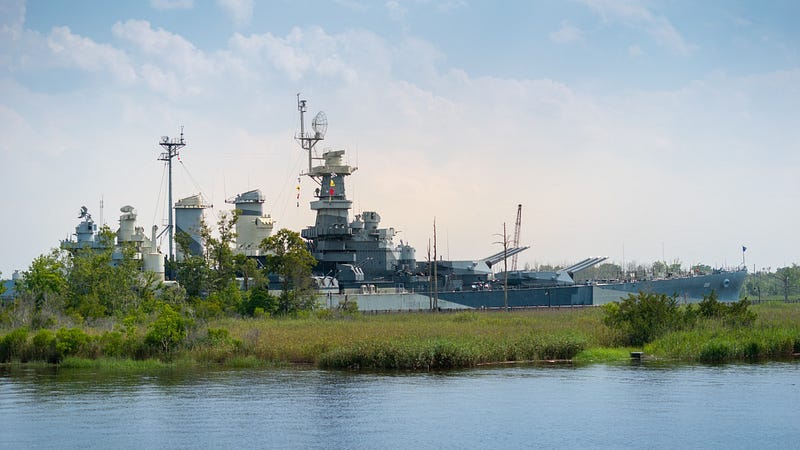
54,97,747,311
292,96,747,310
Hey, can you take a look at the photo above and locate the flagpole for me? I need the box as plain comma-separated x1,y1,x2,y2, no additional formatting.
742,245,747,269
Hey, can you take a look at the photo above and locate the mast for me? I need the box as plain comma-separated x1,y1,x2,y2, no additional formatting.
296,94,326,177
158,128,185,268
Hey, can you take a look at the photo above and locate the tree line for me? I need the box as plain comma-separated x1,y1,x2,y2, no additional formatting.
0,211,318,330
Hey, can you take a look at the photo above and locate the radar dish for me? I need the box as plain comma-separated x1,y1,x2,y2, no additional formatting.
161,136,170,144
312,111,327,138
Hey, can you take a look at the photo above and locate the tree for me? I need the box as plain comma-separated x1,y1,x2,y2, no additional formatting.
651,261,667,278
20,251,68,311
234,254,266,291
691,264,712,275
145,303,191,355
175,230,210,299
202,210,240,294
667,259,683,276
260,229,317,314
602,292,689,346
65,243,142,320
774,265,800,301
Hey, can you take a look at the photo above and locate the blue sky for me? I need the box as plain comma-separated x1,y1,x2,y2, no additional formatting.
1,0,799,278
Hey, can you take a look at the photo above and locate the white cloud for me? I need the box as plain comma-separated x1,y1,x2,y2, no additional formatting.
582,0,694,55
0,0,25,37
47,26,137,84
549,21,583,44
2,9,799,276
217,0,254,27
628,44,643,57
150,0,194,10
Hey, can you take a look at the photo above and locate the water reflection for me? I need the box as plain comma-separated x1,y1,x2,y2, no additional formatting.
2,362,798,449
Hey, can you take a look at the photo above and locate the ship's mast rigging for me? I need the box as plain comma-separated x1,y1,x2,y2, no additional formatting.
296,94,328,185
157,127,185,268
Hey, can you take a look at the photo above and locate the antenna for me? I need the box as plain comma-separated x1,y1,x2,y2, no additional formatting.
157,126,186,273
296,94,326,174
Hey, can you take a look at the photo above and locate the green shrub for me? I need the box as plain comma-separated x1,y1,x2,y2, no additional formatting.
0,328,30,362
55,327,91,360
145,304,192,355
31,329,57,362
698,339,731,363
99,331,125,358
602,292,687,346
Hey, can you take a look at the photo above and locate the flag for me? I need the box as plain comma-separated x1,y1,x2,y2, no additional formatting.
330,179,335,187
742,246,747,252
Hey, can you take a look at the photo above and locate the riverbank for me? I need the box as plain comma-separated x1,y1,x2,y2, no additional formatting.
2,303,799,370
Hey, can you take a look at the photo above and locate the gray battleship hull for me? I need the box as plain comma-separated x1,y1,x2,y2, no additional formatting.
322,270,747,311
592,270,747,304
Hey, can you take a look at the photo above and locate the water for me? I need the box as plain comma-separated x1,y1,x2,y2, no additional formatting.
1,362,798,449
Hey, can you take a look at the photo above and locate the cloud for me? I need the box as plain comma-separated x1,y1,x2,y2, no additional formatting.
549,21,583,44
628,44,643,57
2,8,799,276
47,26,137,83
582,0,694,55
0,0,25,36
217,0,254,27
150,0,194,10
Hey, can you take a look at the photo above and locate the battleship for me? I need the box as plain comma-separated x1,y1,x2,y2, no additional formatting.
291,97,747,309
56,96,746,310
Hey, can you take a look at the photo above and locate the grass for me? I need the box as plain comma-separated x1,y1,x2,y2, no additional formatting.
2,303,799,370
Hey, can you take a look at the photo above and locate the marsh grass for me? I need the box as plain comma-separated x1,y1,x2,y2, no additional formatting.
573,347,638,363
58,357,174,371
210,308,606,368
3,303,799,370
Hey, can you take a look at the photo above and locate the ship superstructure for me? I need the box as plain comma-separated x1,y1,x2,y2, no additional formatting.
174,193,212,261
227,189,275,256
295,97,416,286
61,206,165,281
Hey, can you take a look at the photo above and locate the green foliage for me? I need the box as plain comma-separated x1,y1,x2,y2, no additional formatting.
65,244,143,320
175,253,209,299
317,332,587,370
260,229,317,309
145,304,192,355
697,291,757,326
234,254,266,291
20,251,68,312
0,327,29,362
602,292,690,346
203,210,240,293
55,327,92,360
205,281,243,314
336,298,359,316
238,286,278,317
31,329,57,362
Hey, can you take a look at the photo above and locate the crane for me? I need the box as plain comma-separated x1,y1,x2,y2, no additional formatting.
511,204,522,271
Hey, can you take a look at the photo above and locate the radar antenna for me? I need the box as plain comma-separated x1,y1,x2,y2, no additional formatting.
157,127,186,271
79,206,92,221
296,94,326,175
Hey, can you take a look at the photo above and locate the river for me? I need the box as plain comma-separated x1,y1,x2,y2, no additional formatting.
1,362,798,449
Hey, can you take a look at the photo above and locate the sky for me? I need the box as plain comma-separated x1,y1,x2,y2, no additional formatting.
1,0,799,278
